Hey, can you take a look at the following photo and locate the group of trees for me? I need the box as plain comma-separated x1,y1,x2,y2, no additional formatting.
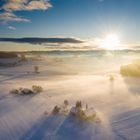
52,100,69,114
10,85,43,95
19,54,40,74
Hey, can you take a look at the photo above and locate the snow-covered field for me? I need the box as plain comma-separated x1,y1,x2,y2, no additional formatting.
0,53,140,140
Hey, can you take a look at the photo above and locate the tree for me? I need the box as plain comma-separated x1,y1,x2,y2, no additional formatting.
34,66,39,73
32,85,43,93
64,100,69,106
76,101,82,109
52,106,61,114
20,54,26,61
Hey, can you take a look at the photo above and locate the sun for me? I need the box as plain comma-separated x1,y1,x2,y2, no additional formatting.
100,34,120,50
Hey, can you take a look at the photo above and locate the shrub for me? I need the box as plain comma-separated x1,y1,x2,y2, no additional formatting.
10,89,19,94
10,86,43,95
32,85,43,93
20,88,34,95
52,106,61,114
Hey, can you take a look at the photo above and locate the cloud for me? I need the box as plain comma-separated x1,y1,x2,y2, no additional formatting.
0,0,52,24
2,0,52,11
0,12,30,23
8,26,16,30
0,37,84,44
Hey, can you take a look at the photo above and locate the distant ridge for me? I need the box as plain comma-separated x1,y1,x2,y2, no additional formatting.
0,37,83,44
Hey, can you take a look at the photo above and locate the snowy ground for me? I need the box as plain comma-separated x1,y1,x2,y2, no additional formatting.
0,55,140,140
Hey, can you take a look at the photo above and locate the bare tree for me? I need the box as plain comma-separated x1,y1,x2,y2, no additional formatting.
34,66,39,73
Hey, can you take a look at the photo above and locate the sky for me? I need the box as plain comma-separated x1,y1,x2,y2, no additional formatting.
0,0,140,44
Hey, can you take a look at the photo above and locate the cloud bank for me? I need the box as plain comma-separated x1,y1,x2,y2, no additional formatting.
0,0,52,24
0,37,83,44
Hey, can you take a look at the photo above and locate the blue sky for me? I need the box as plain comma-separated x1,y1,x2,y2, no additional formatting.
0,0,140,44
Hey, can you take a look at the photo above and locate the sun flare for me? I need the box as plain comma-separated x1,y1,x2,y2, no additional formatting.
100,34,120,50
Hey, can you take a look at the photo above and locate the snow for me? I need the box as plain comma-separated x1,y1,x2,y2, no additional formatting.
70,106,78,115
84,108,96,117
0,54,140,140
